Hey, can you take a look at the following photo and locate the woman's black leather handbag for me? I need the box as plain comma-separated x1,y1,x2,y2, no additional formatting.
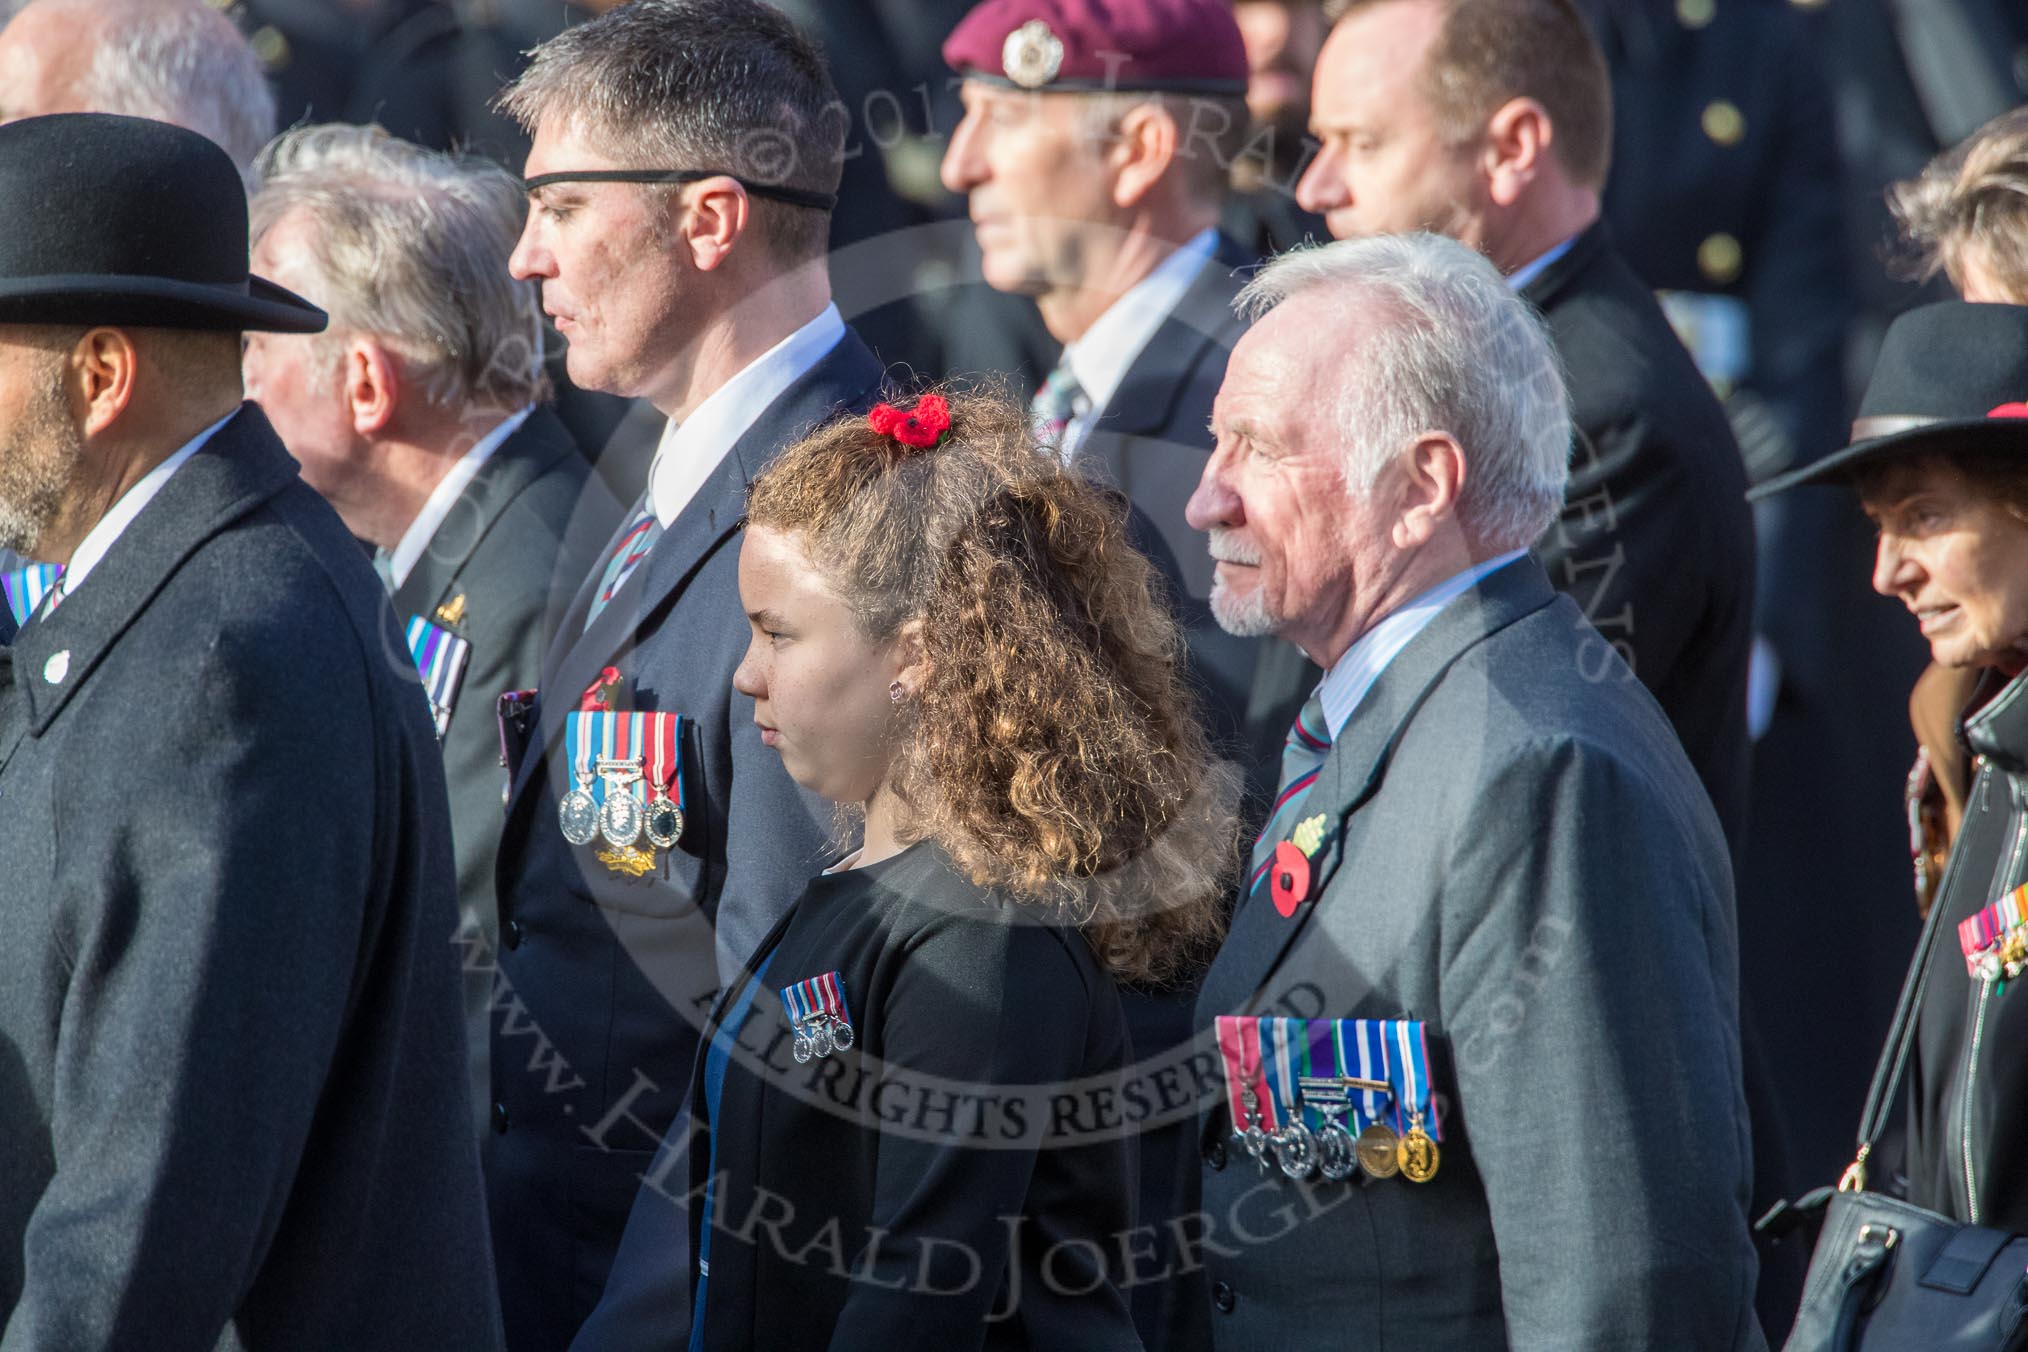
1762,879,2028,1350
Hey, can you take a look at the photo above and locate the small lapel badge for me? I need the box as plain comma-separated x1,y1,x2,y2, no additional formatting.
1291,813,1329,858
1270,840,1312,918
435,593,467,627
42,650,69,684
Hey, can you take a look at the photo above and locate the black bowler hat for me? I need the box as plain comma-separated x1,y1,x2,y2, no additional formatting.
1751,300,2028,498
0,112,325,334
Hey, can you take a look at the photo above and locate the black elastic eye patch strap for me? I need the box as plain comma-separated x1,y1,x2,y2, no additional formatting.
522,169,837,211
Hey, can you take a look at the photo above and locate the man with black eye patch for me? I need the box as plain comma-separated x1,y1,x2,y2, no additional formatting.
484,3,884,1348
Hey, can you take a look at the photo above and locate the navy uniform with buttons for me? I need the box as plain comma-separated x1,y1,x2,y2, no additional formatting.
485,329,885,1352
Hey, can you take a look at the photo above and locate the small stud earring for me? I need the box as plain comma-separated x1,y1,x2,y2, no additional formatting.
889,681,905,703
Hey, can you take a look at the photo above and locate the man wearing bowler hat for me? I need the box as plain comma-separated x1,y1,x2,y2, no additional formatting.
0,114,501,1348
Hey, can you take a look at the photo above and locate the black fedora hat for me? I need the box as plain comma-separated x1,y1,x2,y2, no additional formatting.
0,112,325,334
1750,300,2028,499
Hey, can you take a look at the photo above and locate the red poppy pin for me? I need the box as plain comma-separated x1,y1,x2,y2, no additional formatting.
868,394,952,449
1270,841,1312,918
580,665,623,712
1990,402,2028,420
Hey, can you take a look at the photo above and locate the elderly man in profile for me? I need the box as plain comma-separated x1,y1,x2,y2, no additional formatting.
0,112,499,1349
1185,233,1764,1349
244,124,609,1136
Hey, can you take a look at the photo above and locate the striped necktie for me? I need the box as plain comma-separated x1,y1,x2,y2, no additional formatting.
1029,362,1086,456
1246,689,1332,900
583,500,662,633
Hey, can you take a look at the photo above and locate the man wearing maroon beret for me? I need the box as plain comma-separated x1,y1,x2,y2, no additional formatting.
939,2,1270,1345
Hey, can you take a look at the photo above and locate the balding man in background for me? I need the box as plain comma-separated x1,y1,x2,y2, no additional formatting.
0,0,273,170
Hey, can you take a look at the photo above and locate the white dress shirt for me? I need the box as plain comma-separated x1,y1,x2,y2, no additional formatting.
60,408,235,599
384,404,534,589
1056,228,1220,456
646,303,847,527
1315,550,1528,740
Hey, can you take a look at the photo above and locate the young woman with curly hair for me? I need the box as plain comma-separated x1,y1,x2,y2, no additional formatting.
654,389,1237,1352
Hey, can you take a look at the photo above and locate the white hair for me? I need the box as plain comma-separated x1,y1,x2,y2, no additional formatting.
251,124,546,413
1237,233,1573,553
61,0,275,170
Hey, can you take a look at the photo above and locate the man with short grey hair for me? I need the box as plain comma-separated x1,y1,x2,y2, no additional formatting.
243,123,610,1141
484,3,880,1347
0,0,274,169
1184,232,1764,1349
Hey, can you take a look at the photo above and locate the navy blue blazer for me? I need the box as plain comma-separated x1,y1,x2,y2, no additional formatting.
485,329,888,1352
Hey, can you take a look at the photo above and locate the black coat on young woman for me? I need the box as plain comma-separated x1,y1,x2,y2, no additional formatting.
612,841,1145,1351
574,806,1156,1352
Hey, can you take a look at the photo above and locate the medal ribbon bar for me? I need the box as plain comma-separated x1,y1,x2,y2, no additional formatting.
1960,881,2028,981
2,563,60,627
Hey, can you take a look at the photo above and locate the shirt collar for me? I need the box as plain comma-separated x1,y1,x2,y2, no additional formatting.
1061,228,1219,416
647,302,846,528
1506,235,1578,293
1314,549,1528,740
385,404,533,590
62,408,236,598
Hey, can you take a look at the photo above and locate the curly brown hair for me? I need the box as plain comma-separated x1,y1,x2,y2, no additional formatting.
745,387,1238,986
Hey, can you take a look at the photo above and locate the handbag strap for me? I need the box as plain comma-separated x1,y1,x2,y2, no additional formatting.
1847,835,1966,1185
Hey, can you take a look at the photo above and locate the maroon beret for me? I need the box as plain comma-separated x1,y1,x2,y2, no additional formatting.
942,0,1248,95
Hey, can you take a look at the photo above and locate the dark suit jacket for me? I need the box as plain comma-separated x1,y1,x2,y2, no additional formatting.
1190,559,1764,1351
1078,234,1262,769
646,842,1143,1352
389,406,612,1136
0,406,500,1349
485,331,887,1352
1521,221,1755,850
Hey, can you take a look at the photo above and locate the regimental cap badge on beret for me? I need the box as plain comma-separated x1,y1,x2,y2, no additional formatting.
1002,18,1065,88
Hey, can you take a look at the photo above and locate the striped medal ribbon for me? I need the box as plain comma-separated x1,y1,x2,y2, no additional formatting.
642,713,685,850
1390,1020,1441,1183
2,563,60,626
783,971,855,1063
597,711,645,848
1960,881,2028,987
1215,1015,1278,1170
403,616,471,740
558,712,601,846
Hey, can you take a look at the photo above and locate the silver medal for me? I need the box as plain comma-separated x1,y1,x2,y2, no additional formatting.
599,785,643,847
829,1019,854,1052
558,777,600,846
811,1023,835,1058
792,1030,814,1064
645,795,684,849
1276,1122,1318,1180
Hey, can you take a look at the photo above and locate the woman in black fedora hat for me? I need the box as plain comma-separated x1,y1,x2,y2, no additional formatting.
1754,299,2028,1232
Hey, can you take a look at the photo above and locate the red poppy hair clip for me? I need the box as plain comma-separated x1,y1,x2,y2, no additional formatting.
867,394,951,449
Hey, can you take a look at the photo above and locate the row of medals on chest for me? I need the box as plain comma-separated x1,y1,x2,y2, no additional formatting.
1235,1074,1441,1184
558,753,683,852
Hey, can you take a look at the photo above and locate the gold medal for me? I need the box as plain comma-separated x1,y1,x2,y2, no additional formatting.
1356,1122,1400,1179
1397,1121,1441,1183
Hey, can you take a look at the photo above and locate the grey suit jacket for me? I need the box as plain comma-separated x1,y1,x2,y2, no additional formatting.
389,405,614,1136
0,406,500,1350
1190,558,1764,1352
